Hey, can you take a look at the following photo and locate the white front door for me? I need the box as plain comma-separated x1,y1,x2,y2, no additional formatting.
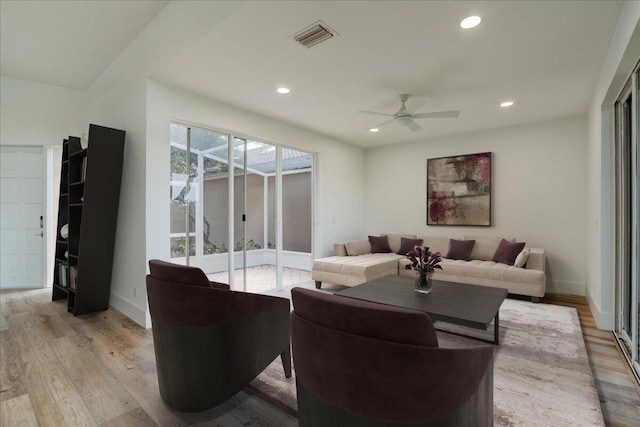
1,146,45,288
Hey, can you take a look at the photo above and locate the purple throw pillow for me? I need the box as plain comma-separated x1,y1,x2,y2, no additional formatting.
493,239,526,265
446,239,475,261
397,237,424,255
368,235,392,253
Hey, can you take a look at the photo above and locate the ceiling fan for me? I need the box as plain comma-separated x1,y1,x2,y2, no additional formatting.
358,94,460,132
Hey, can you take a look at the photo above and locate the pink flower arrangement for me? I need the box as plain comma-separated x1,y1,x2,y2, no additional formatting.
405,245,442,277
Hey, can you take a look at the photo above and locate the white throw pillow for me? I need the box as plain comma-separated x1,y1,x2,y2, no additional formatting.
345,239,371,256
514,248,530,268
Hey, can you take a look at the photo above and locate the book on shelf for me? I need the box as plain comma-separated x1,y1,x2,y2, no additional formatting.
57,262,68,287
69,266,78,290
81,157,87,182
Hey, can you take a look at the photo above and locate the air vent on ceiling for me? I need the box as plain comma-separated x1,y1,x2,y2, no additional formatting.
293,20,337,48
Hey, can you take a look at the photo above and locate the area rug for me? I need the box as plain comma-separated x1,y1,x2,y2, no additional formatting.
247,298,604,426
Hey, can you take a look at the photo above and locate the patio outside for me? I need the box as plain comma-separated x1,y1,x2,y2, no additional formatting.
170,123,313,293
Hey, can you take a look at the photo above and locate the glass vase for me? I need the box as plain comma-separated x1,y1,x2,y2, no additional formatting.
415,271,432,294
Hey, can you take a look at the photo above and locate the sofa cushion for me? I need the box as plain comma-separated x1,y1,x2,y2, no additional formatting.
345,240,371,256
369,235,392,253
383,233,417,253
418,236,452,256
397,237,424,255
493,239,526,266
446,239,475,261
514,248,530,268
465,235,515,261
313,253,403,278
438,259,545,286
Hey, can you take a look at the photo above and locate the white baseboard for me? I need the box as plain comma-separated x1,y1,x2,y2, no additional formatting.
109,291,150,328
585,287,615,331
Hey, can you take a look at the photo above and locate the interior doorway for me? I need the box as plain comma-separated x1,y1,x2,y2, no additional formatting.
169,123,314,292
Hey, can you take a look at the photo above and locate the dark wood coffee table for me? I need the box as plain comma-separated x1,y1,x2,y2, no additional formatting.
334,275,508,345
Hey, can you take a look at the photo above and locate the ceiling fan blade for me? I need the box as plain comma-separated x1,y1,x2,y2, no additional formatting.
358,110,394,117
407,120,422,132
414,110,460,119
371,119,394,129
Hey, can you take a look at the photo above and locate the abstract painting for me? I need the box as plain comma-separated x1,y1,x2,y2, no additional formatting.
427,152,491,226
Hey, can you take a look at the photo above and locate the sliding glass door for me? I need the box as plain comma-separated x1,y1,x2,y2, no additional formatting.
169,123,314,292
232,138,278,292
615,64,639,381
170,125,230,276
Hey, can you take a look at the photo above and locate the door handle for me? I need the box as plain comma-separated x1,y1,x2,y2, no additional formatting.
35,215,44,237
36,215,44,237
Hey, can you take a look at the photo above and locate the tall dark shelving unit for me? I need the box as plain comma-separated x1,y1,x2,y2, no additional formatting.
52,124,126,315
52,137,76,299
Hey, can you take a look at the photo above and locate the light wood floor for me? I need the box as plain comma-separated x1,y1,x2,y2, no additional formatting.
2,287,639,426
540,293,640,427
0,288,297,427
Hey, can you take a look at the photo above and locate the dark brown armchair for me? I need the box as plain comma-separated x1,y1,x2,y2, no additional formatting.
146,259,291,412
290,287,493,426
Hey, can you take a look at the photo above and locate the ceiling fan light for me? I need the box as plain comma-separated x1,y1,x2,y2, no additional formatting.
396,116,412,126
460,16,481,29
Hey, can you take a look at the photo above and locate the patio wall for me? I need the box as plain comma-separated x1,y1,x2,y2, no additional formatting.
170,171,311,253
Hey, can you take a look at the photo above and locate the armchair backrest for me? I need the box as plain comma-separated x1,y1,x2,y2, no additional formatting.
146,259,285,328
146,259,292,412
292,286,438,346
148,259,212,288
291,287,493,425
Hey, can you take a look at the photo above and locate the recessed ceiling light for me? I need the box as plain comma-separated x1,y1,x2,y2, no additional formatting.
460,16,482,29
277,87,290,94
500,101,514,107
369,128,379,133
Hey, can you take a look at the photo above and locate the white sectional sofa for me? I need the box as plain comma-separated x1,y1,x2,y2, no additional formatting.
312,233,546,301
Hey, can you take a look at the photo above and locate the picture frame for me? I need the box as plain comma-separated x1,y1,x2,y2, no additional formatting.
426,152,491,226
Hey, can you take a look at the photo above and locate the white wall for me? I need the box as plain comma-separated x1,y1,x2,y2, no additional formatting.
1,76,85,290
586,0,640,329
140,80,366,325
1,76,85,146
147,80,366,256
366,115,588,295
78,1,246,327
59,0,362,327
85,76,149,326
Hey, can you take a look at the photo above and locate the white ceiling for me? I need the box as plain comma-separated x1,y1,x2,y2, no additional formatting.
0,0,168,90
0,1,624,147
